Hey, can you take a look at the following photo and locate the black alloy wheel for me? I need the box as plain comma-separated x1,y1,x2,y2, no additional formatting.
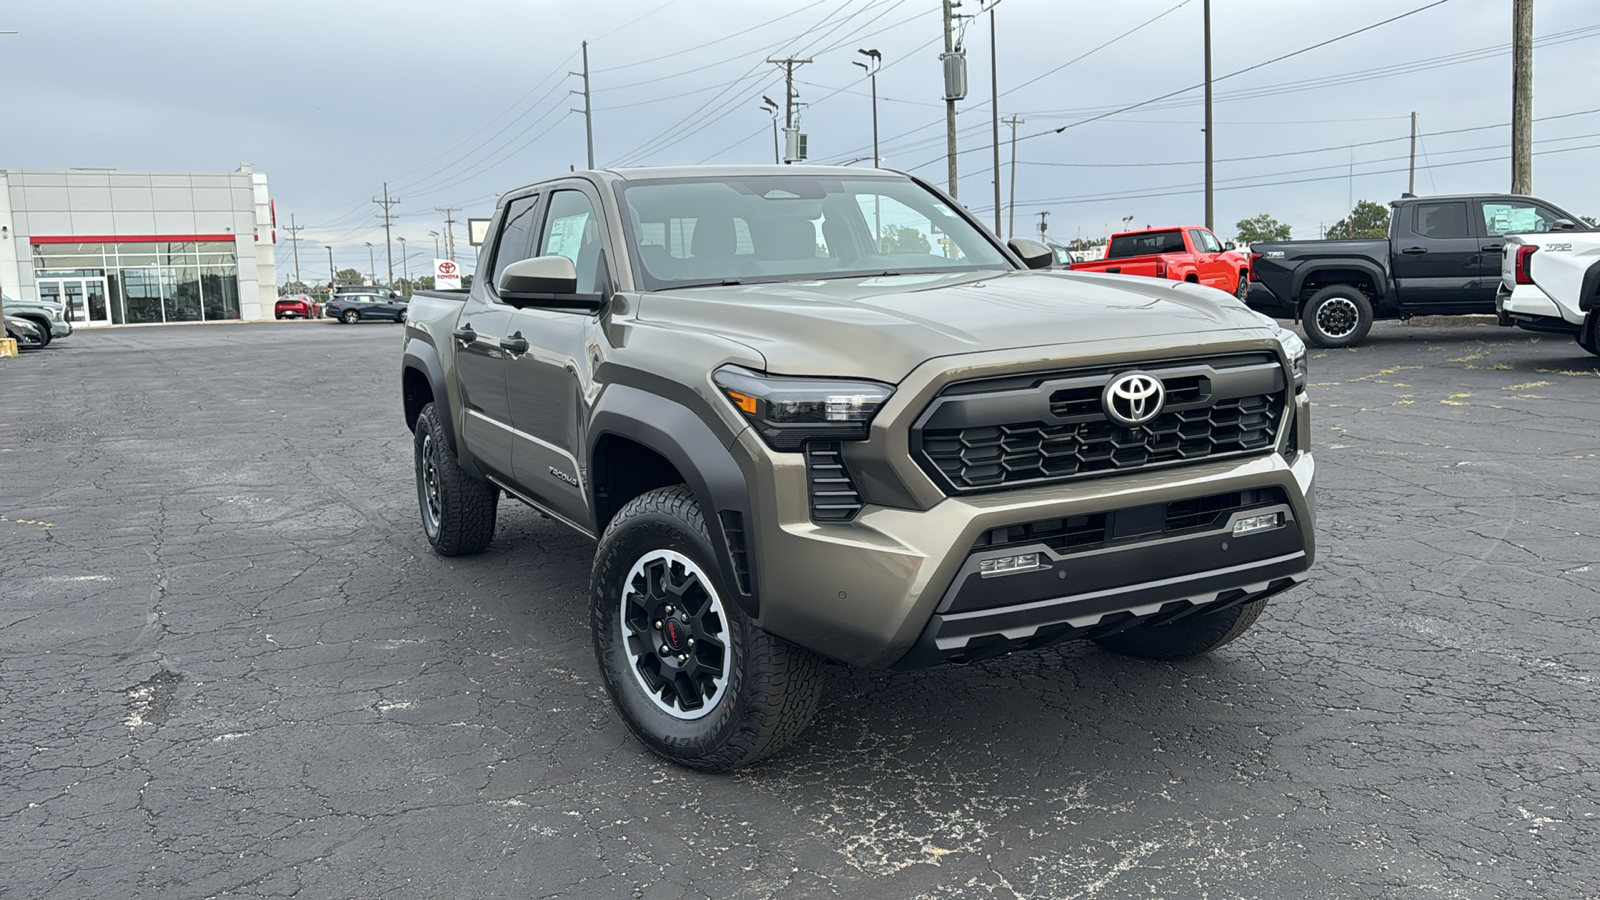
592,485,825,772
1301,284,1373,348
412,402,497,555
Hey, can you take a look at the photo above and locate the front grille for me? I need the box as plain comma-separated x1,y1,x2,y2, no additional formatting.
805,442,864,523
973,486,1289,555
914,354,1287,494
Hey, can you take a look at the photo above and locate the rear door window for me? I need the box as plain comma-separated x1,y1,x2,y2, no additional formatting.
1413,202,1471,239
1106,230,1184,259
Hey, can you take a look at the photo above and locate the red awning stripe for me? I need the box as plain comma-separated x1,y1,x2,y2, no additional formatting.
29,234,239,244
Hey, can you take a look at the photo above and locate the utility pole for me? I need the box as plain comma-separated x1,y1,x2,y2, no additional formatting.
1203,0,1214,230
372,182,399,286
942,0,960,198
1037,210,1050,239
766,56,812,163
437,207,461,261
284,214,304,288
1408,111,1418,195
1512,0,1534,194
325,246,335,293
571,41,595,168
1004,115,1024,239
988,2,1002,234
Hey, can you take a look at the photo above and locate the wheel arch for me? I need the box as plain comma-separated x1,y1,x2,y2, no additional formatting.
402,342,457,453
588,384,758,617
1291,261,1388,316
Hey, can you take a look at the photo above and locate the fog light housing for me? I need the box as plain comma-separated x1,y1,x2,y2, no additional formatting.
1231,512,1283,537
980,553,1043,577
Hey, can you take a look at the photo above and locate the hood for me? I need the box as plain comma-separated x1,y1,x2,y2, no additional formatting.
636,270,1276,383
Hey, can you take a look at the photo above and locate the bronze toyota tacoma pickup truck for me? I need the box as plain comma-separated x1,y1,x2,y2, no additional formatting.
400,165,1316,771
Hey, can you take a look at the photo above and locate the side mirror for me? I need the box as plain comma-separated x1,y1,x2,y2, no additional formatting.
1223,241,1237,251
499,255,578,296
1007,237,1054,270
1552,218,1580,232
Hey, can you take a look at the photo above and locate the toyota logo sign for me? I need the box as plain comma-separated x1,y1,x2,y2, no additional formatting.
1102,372,1165,426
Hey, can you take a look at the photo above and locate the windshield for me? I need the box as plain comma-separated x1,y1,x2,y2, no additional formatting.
617,174,1012,289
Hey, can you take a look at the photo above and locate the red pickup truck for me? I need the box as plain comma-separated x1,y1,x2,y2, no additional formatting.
1069,226,1250,302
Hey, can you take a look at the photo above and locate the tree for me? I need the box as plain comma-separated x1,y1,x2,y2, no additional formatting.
1323,200,1390,240
280,280,312,295
878,223,931,254
335,268,365,285
1582,215,1598,228
1235,213,1292,243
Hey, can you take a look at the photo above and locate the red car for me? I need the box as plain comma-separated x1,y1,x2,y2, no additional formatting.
1069,226,1250,302
275,294,321,319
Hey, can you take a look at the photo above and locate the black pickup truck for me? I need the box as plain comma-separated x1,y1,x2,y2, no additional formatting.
1249,193,1587,347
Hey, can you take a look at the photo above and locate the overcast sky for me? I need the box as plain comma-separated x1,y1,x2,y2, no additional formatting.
7,0,1599,280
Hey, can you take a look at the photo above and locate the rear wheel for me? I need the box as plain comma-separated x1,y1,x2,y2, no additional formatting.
1234,271,1251,303
592,485,825,772
341,309,360,325
1094,597,1270,661
413,402,497,555
1302,284,1373,348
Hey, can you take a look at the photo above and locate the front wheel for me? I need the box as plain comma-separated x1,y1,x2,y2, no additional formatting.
1301,284,1373,348
413,402,497,555
1094,597,1270,661
1234,271,1251,304
592,485,825,772
341,309,360,325
30,322,52,348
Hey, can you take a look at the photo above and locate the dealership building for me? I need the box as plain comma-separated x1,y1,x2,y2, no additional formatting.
0,165,278,325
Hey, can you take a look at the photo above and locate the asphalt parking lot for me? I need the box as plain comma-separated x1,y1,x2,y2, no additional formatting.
2,319,1598,899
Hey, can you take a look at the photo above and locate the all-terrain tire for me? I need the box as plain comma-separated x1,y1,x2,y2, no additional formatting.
1301,284,1373,348
592,485,825,772
413,402,497,555
1093,597,1270,661
1234,271,1251,303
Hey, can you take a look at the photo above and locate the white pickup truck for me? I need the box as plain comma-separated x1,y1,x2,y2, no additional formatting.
1497,230,1600,357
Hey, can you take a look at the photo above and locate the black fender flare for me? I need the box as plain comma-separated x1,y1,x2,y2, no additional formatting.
1579,257,1600,313
588,384,758,618
401,341,457,453
1291,259,1390,311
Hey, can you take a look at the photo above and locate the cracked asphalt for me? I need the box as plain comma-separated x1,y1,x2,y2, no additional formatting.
2,319,1598,899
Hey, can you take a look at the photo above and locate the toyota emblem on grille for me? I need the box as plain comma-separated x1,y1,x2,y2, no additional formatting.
1103,372,1165,426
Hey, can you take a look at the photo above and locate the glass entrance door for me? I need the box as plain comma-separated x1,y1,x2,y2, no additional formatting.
40,277,112,326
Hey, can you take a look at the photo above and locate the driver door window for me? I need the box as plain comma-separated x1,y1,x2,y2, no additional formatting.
539,190,602,293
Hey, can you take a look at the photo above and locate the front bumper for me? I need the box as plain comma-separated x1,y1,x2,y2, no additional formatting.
737,391,1315,669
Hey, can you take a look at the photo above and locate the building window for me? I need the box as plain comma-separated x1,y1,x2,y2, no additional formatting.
32,239,240,324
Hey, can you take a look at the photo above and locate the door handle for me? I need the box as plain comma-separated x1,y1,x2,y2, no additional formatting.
499,334,529,354
452,326,477,343
1482,243,1503,253
1400,247,1428,255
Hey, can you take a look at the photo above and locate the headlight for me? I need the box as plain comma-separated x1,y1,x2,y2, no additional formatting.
1277,326,1307,391
713,365,894,452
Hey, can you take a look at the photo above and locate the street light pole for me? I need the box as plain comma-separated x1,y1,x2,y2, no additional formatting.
761,96,781,164
364,242,376,286
429,231,441,258
325,246,335,295
988,1,1001,236
398,237,409,295
855,49,881,168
